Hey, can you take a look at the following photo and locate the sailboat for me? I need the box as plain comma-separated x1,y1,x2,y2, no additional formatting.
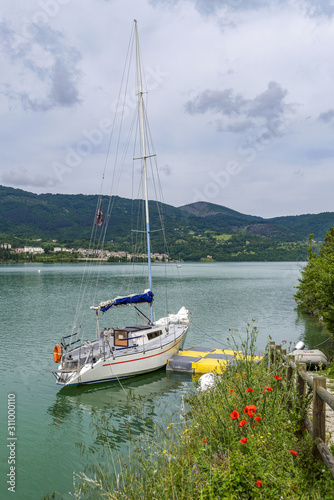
49,21,189,386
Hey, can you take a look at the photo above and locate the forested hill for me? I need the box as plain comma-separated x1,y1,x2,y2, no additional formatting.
0,185,333,261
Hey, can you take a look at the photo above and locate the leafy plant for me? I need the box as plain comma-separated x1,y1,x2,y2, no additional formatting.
68,324,334,499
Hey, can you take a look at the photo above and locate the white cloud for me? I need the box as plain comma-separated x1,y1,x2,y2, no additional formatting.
0,19,82,111
0,0,333,218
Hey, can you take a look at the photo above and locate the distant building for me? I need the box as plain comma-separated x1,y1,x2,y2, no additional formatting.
23,246,44,254
1,243,11,249
53,246,73,254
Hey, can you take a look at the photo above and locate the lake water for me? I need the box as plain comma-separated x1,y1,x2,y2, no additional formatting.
0,262,332,499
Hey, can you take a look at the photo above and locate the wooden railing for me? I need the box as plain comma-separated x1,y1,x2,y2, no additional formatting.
269,342,334,477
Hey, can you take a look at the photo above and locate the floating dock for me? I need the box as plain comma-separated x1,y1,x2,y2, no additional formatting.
167,346,263,374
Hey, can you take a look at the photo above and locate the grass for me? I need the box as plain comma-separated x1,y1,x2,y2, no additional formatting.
213,234,232,241
65,324,334,499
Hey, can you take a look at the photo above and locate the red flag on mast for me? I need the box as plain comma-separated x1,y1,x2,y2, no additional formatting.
96,201,103,226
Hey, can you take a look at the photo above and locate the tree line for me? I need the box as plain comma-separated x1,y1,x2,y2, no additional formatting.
295,228,334,334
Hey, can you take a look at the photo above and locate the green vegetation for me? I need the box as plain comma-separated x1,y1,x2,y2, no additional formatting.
295,228,334,334
0,247,79,263
1,185,333,262
214,233,232,241
62,326,333,499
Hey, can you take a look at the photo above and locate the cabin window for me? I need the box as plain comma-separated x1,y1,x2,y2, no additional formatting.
114,329,128,347
147,330,162,341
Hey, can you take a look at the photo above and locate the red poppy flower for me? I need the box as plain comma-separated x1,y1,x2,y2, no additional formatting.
230,410,239,420
244,404,257,418
246,387,253,392
274,375,282,381
254,416,261,422
203,439,208,443
230,389,234,393
238,420,247,427
240,437,247,444
290,450,298,457
256,480,262,488
266,387,273,391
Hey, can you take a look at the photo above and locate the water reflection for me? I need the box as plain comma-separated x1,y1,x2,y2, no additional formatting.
296,309,334,358
47,370,195,451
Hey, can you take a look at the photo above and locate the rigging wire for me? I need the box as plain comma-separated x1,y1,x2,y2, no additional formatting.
71,25,137,335
312,336,332,349
70,20,190,362
190,321,231,349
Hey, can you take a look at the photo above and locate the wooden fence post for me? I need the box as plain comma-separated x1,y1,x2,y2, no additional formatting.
287,355,294,390
285,355,294,406
281,348,287,378
269,341,275,367
275,345,282,368
297,363,307,405
313,376,326,458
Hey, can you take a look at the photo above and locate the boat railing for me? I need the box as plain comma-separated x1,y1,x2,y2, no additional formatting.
269,342,334,477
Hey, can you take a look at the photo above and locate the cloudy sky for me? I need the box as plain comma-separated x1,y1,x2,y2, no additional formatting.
0,0,333,218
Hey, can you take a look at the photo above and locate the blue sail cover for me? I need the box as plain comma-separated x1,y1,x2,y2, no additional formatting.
101,290,154,313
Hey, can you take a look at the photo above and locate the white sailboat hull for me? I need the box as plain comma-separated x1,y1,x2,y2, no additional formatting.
53,322,188,386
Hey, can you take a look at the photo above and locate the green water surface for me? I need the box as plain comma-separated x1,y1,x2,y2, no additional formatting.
0,262,332,499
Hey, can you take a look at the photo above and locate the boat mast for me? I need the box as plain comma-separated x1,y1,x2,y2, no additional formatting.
135,20,154,324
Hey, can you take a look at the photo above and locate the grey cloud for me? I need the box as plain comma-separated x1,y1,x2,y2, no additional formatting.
225,119,255,132
185,89,247,116
160,164,172,176
306,148,334,160
2,168,59,188
303,0,334,18
185,82,293,133
150,0,264,15
190,0,266,15
0,20,81,111
151,0,334,18
247,82,288,120
319,109,334,125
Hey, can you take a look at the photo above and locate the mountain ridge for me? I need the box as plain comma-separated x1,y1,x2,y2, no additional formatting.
0,185,333,261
